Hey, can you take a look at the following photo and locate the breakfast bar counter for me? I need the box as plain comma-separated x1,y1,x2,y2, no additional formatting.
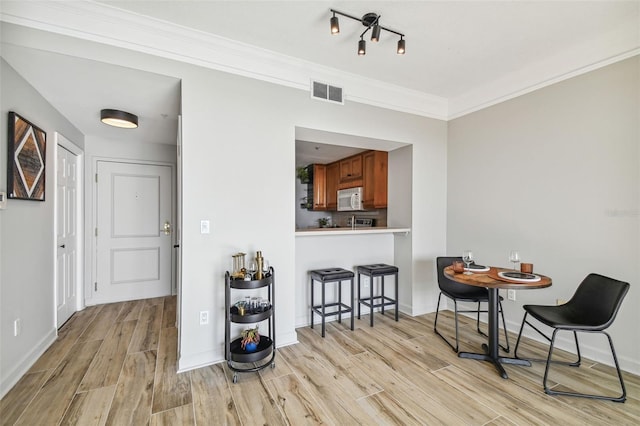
295,227,410,328
295,227,410,237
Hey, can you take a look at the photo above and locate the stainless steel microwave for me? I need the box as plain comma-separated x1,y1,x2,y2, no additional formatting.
337,187,364,211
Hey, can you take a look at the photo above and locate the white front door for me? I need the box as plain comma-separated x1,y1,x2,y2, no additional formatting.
95,161,173,304
56,146,79,327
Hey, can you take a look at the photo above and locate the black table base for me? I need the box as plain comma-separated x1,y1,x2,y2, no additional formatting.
458,287,531,379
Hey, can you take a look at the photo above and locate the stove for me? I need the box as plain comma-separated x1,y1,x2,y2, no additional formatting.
347,217,375,228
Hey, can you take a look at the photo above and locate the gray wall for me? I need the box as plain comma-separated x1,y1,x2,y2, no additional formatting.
447,56,640,373
0,59,84,394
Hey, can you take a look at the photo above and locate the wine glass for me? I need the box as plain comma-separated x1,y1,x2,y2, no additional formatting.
262,259,270,277
462,250,474,275
509,250,520,271
247,261,257,280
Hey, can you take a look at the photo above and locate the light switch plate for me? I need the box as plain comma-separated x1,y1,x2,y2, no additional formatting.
0,192,6,209
200,220,210,234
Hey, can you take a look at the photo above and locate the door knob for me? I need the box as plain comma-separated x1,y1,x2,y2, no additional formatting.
59,244,66,248
161,221,172,235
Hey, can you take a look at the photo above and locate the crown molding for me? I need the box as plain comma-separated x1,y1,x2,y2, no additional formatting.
0,0,448,120
1,1,636,121
448,48,640,120
448,18,640,119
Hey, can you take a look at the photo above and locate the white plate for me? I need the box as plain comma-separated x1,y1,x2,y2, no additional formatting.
498,271,541,282
465,265,489,272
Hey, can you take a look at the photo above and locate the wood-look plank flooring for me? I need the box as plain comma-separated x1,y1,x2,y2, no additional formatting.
1,296,638,425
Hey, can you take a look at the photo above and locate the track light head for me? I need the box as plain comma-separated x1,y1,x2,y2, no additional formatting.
397,37,406,55
330,13,340,34
358,38,366,55
371,24,381,42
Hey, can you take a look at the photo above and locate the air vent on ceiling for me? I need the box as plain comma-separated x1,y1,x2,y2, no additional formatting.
311,80,344,105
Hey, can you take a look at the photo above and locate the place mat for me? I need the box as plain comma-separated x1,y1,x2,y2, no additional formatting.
497,271,541,283
464,264,490,272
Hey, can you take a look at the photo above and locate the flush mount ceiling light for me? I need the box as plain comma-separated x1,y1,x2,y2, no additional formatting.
329,9,406,55
100,109,138,129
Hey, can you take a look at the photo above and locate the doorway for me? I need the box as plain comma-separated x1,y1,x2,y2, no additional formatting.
92,160,174,304
55,134,83,328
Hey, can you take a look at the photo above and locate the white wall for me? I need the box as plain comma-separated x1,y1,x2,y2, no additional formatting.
295,233,395,327
0,59,84,396
447,56,640,374
178,68,448,370
1,24,449,373
388,145,414,312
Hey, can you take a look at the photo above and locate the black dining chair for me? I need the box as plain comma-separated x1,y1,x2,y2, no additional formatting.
514,273,629,402
434,256,510,353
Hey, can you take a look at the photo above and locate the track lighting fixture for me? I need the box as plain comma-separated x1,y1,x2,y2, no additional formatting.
329,9,405,56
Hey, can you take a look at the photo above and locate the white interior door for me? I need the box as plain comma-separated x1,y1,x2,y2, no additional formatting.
56,145,79,327
95,161,172,304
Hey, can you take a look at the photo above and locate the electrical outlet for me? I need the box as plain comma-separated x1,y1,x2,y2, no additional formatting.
13,318,21,336
199,311,209,325
507,289,516,301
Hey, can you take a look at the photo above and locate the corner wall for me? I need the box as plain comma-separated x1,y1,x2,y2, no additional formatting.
447,56,640,373
0,59,84,396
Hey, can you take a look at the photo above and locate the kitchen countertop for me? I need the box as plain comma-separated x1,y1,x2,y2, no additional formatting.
295,227,411,237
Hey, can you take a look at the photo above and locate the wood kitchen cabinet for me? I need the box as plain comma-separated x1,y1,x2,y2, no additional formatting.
310,164,327,210
339,154,363,184
362,151,388,209
325,162,339,210
304,150,386,211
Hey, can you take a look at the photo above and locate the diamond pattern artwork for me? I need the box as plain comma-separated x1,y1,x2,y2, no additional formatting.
7,112,47,201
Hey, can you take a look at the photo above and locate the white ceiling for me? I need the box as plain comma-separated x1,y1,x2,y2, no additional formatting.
1,43,181,146
1,1,638,149
98,0,638,98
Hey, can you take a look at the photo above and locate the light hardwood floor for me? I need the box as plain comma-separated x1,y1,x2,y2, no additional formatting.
1,296,638,425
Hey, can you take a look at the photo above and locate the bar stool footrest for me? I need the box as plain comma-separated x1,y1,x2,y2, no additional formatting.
359,296,397,309
312,302,353,318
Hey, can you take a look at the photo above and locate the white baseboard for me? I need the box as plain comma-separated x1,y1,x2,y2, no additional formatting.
177,331,299,374
177,349,223,373
0,327,57,398
502,316,640,376
451,308,640,376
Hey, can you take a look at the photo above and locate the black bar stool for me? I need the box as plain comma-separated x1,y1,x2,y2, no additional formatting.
310,268,355,337
356,264,399,326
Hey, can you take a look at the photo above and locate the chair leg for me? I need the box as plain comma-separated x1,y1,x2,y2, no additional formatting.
433,293,459,352
543,330,626,402
357,273,361,320
515,313,581,367
513,312,528,359
498,300,510,353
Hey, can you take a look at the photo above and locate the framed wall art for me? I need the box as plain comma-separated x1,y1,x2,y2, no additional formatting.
7,111,47,201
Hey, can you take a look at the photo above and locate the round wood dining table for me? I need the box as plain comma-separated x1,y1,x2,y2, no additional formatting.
444,265,552,379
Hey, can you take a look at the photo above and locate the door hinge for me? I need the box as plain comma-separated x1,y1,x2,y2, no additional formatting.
95,228,98,237
95,173,98,183
94,282,98,292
